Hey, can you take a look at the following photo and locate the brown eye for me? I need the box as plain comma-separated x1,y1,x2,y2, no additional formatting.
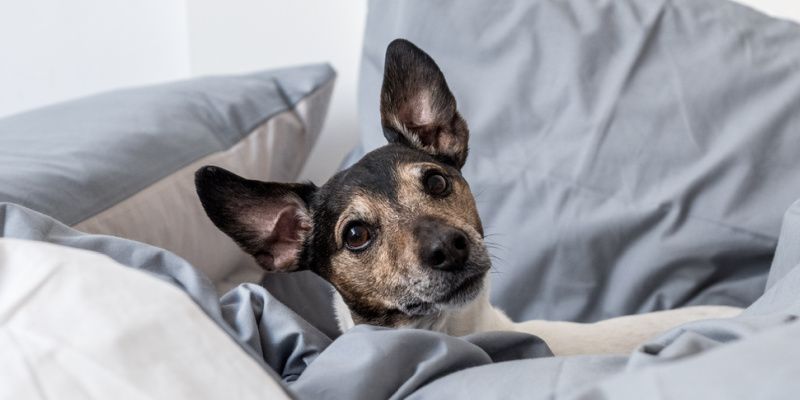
344,222,371,251
425,173,449,196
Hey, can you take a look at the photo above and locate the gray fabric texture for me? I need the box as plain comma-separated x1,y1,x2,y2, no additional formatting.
0,64,335,226
0,203,552,398
0,202,292,398
350,0,800,323
5,198,800,399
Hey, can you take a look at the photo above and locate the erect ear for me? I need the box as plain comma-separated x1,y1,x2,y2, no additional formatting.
380,39,470,169
194,165,316,272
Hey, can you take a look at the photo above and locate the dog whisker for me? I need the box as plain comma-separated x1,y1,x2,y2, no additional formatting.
483,242,509,252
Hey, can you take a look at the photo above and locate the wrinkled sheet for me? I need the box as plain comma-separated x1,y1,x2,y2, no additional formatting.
3,196,800,399
350,0,800,323
0,203,553,397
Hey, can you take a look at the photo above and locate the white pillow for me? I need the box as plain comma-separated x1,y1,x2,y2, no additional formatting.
0,238,291,399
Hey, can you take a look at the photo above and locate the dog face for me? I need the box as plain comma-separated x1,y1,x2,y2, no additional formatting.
195,39,489,327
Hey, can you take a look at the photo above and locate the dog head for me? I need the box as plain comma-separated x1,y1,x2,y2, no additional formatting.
195,39,489,327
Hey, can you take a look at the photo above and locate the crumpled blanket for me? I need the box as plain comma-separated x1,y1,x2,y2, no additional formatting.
3,200,800,399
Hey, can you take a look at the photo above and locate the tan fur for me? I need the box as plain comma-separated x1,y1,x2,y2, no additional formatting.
326,161,487,327
394,162,482,234
328,191,416,326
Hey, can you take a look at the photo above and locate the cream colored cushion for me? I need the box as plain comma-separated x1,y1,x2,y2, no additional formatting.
0,238,290,399
73,78,333,292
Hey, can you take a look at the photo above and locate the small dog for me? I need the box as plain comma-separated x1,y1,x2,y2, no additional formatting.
195,39,740,356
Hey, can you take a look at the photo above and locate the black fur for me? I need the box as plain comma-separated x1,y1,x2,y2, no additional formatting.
195,165,317,271
381,39,470,169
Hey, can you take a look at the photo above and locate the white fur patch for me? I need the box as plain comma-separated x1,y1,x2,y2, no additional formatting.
332,289,355,333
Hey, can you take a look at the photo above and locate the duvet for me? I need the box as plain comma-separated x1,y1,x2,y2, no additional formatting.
2,200,800,399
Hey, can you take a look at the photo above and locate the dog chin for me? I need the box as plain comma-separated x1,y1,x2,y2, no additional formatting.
399,270,487,316
436,271,486,308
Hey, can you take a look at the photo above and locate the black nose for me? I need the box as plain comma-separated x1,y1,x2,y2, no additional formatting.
415,218,470,271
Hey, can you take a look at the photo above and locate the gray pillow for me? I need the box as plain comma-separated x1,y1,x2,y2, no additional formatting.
0,64,335,288
354,0,800,322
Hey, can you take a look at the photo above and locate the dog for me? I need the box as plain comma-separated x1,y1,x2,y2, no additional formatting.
194,39,741,356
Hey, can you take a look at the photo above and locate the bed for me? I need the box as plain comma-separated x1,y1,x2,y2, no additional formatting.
4,0,800,398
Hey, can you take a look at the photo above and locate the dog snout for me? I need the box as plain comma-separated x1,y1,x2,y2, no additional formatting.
415,218,470,271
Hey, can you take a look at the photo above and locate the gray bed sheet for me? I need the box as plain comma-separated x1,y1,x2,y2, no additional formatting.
351,0,800,324
3,199,800,399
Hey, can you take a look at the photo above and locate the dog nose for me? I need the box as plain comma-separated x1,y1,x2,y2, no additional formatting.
416,219,470,271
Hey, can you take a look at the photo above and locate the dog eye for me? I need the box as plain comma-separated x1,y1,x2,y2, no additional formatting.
424,172,450,196
344,222,371,251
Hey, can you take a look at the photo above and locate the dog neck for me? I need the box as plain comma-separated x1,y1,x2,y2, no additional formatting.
332,276,515,336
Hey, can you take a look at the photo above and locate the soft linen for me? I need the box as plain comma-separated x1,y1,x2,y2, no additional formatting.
3,198,800,399
349,0,800,323
0,238,290,400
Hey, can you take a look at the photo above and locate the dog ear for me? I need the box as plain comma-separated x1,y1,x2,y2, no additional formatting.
195,166,316,272
380,39,470,169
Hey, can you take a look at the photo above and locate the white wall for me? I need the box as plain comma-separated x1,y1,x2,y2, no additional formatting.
0,0,190,118
185,0,367,184
0,0,365,184
0,0,797,183
736,1,800,22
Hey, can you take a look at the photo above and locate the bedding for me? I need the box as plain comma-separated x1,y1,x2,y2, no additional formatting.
0,238,290,400
3,197,800,399
349,0,800,323
0,64,335,290
4,0,800,398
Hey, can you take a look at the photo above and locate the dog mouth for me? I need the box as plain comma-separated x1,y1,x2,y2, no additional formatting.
399,270,487,316
396,236,492,318
436,271,485,304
